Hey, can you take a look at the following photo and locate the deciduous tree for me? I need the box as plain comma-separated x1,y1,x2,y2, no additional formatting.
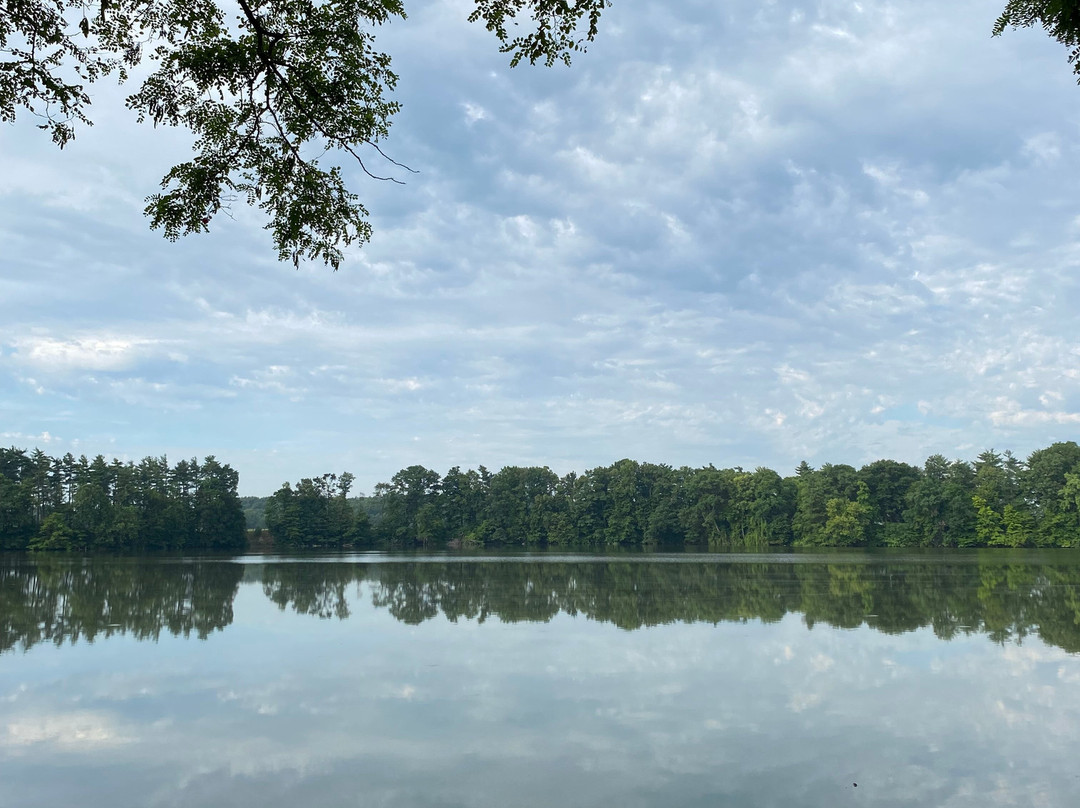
2,0,611,268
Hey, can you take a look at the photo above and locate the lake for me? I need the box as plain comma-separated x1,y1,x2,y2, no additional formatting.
3,551,1080,807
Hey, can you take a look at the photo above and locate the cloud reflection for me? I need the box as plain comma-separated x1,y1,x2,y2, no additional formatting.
2,556,1080,806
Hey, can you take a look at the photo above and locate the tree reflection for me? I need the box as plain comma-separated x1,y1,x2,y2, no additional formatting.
0,556,243,652
5,554,1080,655
286,558,1080,652
261,562,356,619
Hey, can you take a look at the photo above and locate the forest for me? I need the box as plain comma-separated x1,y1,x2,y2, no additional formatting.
0,448,246,551
263,441,1080,549
4,441,1080,551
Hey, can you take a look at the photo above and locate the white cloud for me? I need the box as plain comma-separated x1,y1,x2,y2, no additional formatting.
1022,132,1062,166
988,398,1080,428
1,0,1080,492
463,102,488,124
0,430,59,444
375,377,426,393
809,653,835,673
3,711,132,748
11,336,159,373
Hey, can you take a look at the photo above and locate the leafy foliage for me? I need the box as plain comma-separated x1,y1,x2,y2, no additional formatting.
1,0,611,268
0,447,245,551
254,442,1080,551
994,1,1080,80
265,471,369,547
468,0,610,67
8,440,1080,553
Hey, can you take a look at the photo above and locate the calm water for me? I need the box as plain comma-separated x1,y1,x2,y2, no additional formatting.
3,551,1080,807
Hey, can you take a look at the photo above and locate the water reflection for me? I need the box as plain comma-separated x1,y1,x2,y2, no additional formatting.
4,553,1080,652
0,557,242,653
3,553,1080,808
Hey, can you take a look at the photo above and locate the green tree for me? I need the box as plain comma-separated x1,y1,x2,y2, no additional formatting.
1002,504,1035,547
107,504,141,548
973,495,1006,546
792,463,858,546
71,482,112,547
1026,441,1080,545
904,456,977,547
994,1,1080,79
729,467,793,546
485,465,558,545
858,459,921,546
942,459,978,546
28,511,80,551
822,482,872,546
1051,471,1080,547
439,466,486,541
0,480,33,549
265,472,359,548
679,466,736,546
266,482,299,544
349,503,373,546
2,0,611,268
546,472,581,545
1,446,246,551
415,502,447,545
193,457,246,549
373,464,441,545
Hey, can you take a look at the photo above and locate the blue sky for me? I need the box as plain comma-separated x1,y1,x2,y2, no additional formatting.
2,0,1080,495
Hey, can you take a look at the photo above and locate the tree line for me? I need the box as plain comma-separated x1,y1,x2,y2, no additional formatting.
263,441,1080,549
0,447,246,551
6,440,1080,551
5,556,1080,655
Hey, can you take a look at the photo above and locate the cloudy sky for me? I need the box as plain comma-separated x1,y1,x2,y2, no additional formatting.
2,0,1080,494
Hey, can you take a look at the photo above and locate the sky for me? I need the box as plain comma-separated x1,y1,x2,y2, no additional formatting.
2,0,1080,495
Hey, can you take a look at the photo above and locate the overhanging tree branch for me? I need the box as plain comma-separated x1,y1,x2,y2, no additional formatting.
2,0,613,268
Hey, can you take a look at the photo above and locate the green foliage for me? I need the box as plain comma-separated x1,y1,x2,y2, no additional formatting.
1002,504,1035,547
994,1,1080,81
0,470,35,549
9,440,1080,554
372,464,441,546
821,482,872,547
974,495,1006,546
1026,442,1080,544
29,512,81,551
469,0,610,67
2,0,611,268
241,443,1080,551
879,521,919,548
792,463,858,545
266,471,373,547
241,495,269,529
903,455,979,547
858,459,922,544
353,444,1080,551
0,447,245,551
